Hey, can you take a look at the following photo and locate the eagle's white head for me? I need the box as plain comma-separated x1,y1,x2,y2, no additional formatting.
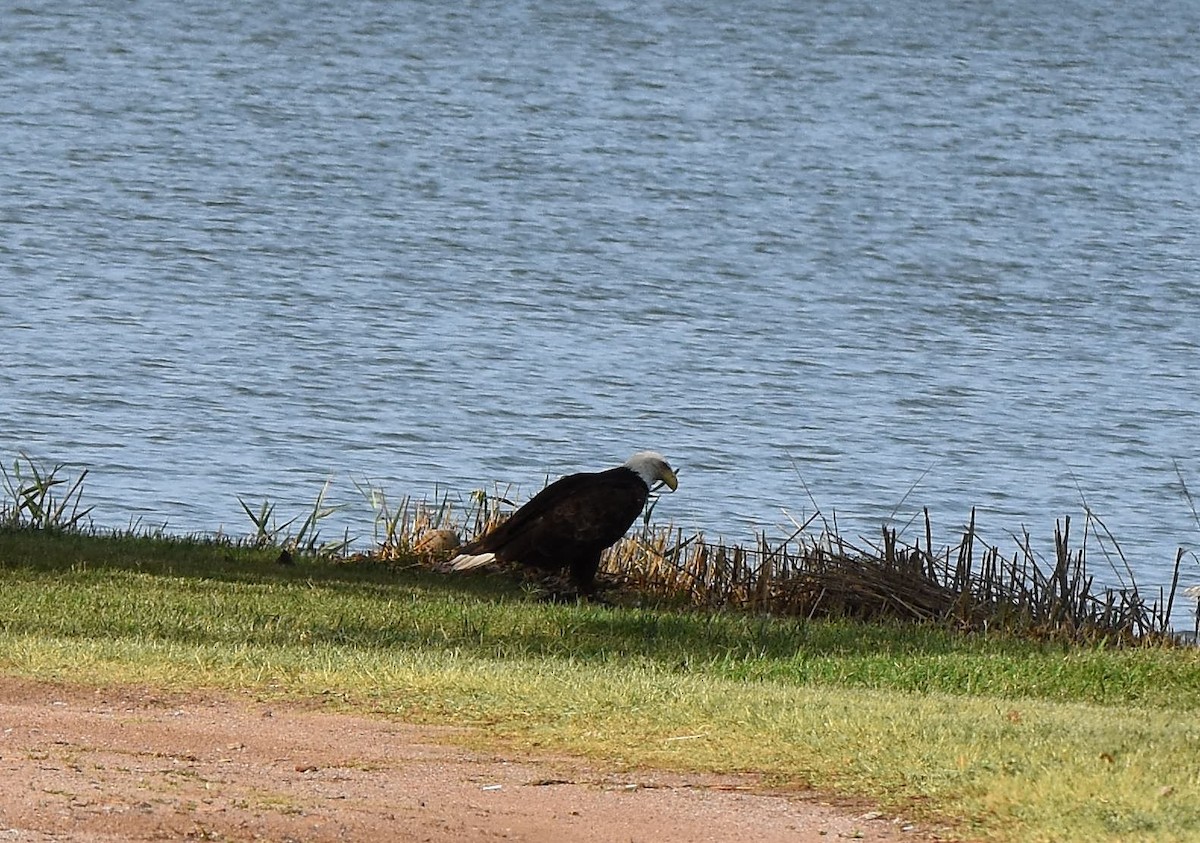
624,451,679,491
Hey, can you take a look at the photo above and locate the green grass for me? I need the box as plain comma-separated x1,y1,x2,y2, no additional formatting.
2,526,1199,842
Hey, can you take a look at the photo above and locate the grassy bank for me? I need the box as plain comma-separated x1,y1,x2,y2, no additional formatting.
1,526,1198,842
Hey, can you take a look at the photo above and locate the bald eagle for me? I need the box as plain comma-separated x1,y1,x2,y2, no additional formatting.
443,451,678,596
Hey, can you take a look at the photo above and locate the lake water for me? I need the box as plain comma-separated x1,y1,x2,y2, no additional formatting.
3,0,1199,624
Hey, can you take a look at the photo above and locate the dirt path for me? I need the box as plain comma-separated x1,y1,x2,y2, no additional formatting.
0,677,934,842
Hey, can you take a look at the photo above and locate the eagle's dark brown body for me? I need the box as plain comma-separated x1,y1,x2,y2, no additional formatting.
446,452,677,595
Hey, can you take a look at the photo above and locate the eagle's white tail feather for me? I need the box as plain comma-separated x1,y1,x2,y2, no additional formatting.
443,552,497,572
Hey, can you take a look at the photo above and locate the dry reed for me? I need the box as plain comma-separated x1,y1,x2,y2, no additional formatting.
603,507,1187,643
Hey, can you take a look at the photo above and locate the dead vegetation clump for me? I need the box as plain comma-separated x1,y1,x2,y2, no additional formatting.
603,507,1187,644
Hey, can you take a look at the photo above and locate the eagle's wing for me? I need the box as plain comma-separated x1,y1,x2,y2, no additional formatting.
469,468,648,558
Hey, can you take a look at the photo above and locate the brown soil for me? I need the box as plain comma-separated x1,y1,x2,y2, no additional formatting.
0,677,939,842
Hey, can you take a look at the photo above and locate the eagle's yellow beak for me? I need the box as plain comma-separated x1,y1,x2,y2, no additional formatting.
660,467,679,492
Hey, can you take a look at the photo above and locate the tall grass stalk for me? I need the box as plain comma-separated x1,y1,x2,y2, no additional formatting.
352,479,466,560
236,478,351,557
0,453,93,530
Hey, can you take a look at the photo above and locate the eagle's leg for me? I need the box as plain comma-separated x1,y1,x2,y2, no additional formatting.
569,551,604,597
